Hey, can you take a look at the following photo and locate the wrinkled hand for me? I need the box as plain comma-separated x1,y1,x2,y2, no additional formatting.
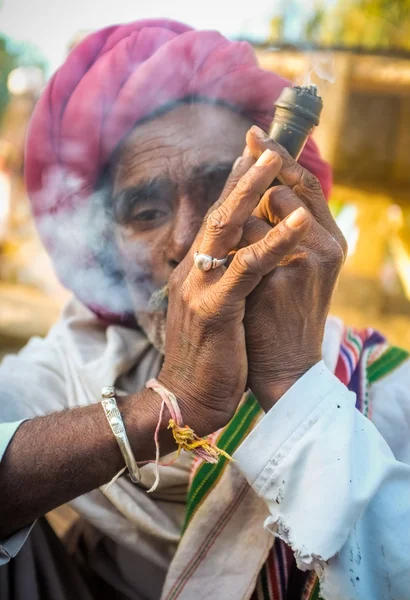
243,126,347,411
158,147,311,436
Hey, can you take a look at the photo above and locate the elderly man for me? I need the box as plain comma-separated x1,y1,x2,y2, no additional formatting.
0,19,409,600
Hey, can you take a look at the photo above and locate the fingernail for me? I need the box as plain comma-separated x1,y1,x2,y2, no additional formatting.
233,157,242,169
255,149,276,166
251,125,268,140
286,207,309,229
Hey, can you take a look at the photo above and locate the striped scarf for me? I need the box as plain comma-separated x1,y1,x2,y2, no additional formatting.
161,325,409,600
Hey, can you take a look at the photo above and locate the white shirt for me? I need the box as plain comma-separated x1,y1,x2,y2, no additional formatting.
1,301,410,599
236,360,410,599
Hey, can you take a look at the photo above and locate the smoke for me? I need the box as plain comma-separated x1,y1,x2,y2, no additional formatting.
300,52,336,88
33,153,173,356
34,163,157,320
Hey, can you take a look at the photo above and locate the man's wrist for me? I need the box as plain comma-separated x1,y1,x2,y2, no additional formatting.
252,379,300,412
251,364,317,412
156,368,229,437
119,388,175,462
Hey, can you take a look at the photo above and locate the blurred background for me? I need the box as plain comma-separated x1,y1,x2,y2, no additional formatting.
1,0,410,357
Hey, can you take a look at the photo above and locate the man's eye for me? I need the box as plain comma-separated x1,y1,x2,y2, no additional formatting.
132,209,167,222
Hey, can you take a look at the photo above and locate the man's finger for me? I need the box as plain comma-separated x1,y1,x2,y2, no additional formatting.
190,148,254,258
209,147,255,214
261,185,346,256
181,148,255,276
246,126,347,255
255,185,347,264
246,125,306,186
240,216,270,247
289,179,347,257
256,185,310,226
196,149,283,268
219,206,311,301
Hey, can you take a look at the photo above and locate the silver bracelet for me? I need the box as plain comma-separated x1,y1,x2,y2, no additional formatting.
101,386,140,484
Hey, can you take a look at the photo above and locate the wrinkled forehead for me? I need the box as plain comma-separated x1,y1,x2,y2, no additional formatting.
111,102,253,193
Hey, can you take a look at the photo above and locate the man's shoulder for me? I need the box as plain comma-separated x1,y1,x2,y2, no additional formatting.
339,322,410,386
326,315,410,386
366,340,410,462
320,315,410,461
367,342,410,386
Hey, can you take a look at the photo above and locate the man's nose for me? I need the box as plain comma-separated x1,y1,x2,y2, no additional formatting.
166,198,204,268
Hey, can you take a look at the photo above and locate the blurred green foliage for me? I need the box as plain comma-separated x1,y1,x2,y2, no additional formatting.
0,36,17,119
270,0,410,53
0,34,46,121
306,0,410,52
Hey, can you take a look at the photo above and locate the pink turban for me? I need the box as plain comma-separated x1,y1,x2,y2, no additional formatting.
25,19,332,322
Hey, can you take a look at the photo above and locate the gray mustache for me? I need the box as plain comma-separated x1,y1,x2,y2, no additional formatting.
147,284,169,312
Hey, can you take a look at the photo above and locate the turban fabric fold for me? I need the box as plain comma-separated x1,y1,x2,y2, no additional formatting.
25,19,332,321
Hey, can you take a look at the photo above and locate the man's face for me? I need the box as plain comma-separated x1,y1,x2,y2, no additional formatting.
110,103,253,313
